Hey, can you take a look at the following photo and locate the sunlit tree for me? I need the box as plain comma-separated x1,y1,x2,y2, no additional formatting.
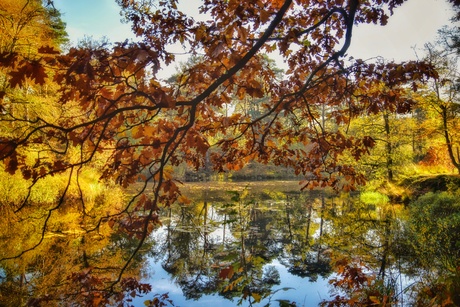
416,29,460,173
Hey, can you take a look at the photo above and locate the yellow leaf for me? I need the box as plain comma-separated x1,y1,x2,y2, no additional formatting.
144,125,156,136
251,293,261,303
164,165,174,180
131,125,143,138
369,296,380,303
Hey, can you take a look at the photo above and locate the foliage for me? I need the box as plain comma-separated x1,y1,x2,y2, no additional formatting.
414,27,460,174
0,0,455,304
320,257,396,307
359,191,389,206
400,191,460,306
144,293,176,307
406,191,460,269
0,0,153,305
43,3,69,48
346,89,418,182
0,0,67,53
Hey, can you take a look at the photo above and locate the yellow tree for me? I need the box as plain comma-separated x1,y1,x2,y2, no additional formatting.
416,33,460,173
0,0,67,54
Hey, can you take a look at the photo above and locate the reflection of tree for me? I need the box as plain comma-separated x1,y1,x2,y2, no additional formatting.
0,206,154,306
321,192,402,305
149,189,291,304
318,188,460,306
287,250,331,283
216,194,284,305
151,188,453,305
148,202,221,300
148,188,333,305
278,192,332,282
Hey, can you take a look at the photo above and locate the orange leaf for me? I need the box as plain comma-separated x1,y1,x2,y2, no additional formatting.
178,195,191,205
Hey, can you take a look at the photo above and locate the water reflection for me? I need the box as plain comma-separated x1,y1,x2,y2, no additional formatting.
2,181,459,306
144,185,335,306
0,197,155,306
142,182,460,306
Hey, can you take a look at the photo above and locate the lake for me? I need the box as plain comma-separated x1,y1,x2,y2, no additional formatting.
130,181,409,306
1,180,457,306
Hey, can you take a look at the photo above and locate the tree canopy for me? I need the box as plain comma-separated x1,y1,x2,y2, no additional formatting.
0,0,457,304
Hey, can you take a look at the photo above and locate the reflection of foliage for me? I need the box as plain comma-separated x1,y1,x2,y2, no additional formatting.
399,191,460,306
287,249,332,282
144,293,176,307
59,273,152,307
149,188,319,305
322,193,401,275
263,265,281,285
406,192,460,271
321,257,396,307
155,203,219,300
218,261,282,305
0,193,154,306
277,191,331,282
318,191,413,306
217,189,281,304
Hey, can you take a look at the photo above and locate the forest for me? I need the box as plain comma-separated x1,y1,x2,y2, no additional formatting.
0,0,459,306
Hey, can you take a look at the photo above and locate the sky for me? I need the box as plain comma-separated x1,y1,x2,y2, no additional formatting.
53,0,457,77
348,0,456,61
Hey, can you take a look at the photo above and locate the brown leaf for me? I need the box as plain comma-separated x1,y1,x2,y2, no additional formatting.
9,61,47,87
4,154,18,175
219,266,234,279
38,46,60,55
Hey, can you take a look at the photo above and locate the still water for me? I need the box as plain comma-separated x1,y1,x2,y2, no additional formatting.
137,258,331,306
132,181,396,306
2,180,456,306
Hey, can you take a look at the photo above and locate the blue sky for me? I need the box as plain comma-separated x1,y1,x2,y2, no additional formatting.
54,0,136,43
54,0,456,76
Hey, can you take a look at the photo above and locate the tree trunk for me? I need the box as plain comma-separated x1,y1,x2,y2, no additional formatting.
442,105,460,173
383,112,394,181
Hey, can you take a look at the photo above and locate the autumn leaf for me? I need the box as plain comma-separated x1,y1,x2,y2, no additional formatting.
270,0,286,9
9,61,47,87
219,266,234,279
38,46,60,54
131,126,142,139
178,195,191,205
4,153,18,175
251,293,262,303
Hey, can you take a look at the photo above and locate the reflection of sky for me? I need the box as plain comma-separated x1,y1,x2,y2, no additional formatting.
132,206,333,306
134,252,419,307
133,257,333,307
